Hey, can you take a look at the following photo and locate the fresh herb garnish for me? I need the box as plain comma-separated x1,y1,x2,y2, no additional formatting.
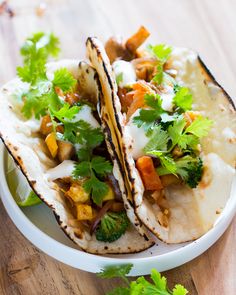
73,156,112,205
157,155,203,188
173,86,193,112
17,32,60,84
17,32,76,119
144,115,212,185
116,72,123,85
97,264,188,295
147,44,172,85
133,93,165,134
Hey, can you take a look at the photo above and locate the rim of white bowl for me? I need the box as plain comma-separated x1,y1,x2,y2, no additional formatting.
0,143,235,275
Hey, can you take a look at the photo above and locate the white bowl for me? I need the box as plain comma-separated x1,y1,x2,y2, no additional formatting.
0,143,235,276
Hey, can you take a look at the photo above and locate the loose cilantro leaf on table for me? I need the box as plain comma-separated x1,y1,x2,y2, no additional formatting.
97,264,188,295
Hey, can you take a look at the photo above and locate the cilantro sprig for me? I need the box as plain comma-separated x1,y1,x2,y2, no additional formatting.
17,32,76,119
144,115,213,186
173,87,193,112
133,93,165,134
73,156,112,205
97,264,188,295
147,44,172,85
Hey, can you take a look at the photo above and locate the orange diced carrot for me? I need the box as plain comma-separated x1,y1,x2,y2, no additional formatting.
136,156,163,190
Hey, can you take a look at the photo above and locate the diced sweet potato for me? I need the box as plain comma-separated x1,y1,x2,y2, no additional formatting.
76,204,93,221
40,115,53,136
125,26,150,54
136,156,163,190
66,182,90,203
40,115,64,136
65,92,80,106
126,81,154,121
45,132,58,158
57,140,75,162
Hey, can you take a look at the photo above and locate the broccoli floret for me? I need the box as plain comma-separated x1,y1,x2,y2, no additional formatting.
158,155,203,188
95,211,130,243
176,156,203,188
185,157,203,188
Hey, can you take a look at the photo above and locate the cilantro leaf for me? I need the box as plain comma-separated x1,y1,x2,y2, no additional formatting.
77,147,91,161
52,68,77,92
98,264,132,280
17,32,60,84
83,175,109,205
51,103,80,122
173,87,193,112
150,269,168,291
21,85,61,119
133,94,165,133
152,64,164,85
144,126,169,152
73,155,112,205
172,284,188,295
107,287,130,295
157,155,203,188
147,44,172,62
98,265,188,295
63,120,104,146
91,156,113,178
185,116,213,137
168,116,186,147
72,161,91,178
116,72,123,85
147,44,172,85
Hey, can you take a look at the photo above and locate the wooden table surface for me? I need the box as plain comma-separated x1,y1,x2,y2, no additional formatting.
0,0,236,294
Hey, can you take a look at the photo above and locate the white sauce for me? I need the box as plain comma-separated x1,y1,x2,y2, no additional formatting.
160,85,175,112
125,109,149,159
46,160,76,180
24,118,41,133
112,60,136,87
46,59,80,81
70,105,99,128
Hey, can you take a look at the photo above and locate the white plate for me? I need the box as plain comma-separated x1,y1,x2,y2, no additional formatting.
0,143,235,276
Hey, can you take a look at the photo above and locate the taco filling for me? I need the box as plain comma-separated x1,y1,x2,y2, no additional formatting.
0,32,153,253
87,27,236,243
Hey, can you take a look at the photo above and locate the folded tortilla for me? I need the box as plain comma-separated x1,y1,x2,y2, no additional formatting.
0,59,154,253
87,37,236,243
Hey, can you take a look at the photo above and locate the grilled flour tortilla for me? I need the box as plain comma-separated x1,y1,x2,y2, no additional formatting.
87,32,236,243
0,59,154,253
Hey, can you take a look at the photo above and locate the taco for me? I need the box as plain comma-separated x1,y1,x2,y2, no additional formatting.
87,27,236,243
0,33,154,253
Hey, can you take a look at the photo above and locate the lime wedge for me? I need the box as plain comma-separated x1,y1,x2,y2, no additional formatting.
6,156,42,207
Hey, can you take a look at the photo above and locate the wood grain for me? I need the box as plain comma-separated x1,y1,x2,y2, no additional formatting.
0,0,236,294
